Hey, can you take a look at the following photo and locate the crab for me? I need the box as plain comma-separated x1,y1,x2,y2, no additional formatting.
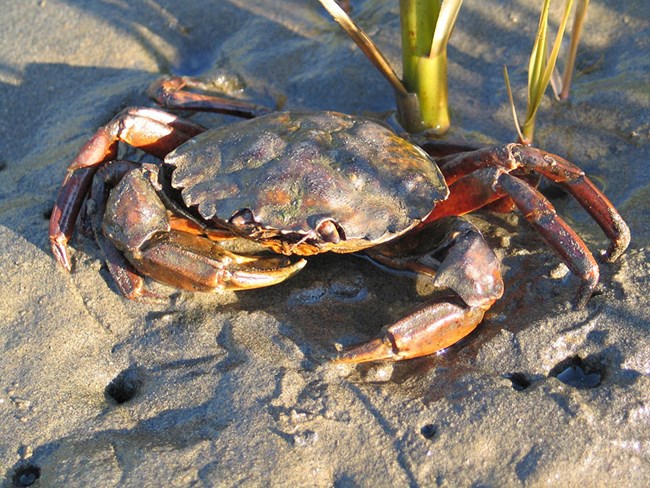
49,76,630,363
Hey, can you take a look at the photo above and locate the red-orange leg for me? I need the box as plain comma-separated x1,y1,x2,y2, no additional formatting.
420,144,629,306
147,76,272,118
430,143,630,262
508,145,630,262
425,166,599,307
49,107,206,271
496,171,599,308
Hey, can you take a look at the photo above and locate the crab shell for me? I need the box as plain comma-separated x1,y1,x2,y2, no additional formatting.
164,111,449,255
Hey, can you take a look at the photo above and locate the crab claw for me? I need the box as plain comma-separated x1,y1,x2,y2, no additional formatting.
218,253,309,291
122,230,308,293
335,217,503,363
335,300,489,363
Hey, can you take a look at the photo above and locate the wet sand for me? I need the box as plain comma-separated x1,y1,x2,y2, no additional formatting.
1,0,648,486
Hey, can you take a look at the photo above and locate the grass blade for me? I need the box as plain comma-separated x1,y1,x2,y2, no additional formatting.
430,0,463,57
522,0,574,144
318,0,408,96
503,65,525,143
561,0,590,100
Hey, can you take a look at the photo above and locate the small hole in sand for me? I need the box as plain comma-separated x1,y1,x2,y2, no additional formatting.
106,365,144,404
12,464,40,487
504,372,531,391
420,424,436,439
549,355,602,389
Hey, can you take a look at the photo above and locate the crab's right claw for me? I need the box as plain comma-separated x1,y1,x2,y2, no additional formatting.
124,230,308,293
224,254,308,291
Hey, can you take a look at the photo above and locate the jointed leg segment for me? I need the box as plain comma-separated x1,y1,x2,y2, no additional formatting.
49,107,206,271
420,143,629,308
147,76,272,118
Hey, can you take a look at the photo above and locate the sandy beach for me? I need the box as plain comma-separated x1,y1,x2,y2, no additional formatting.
1,0,648,486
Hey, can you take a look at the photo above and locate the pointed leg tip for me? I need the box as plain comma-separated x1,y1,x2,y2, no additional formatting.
332,337,398,364
602,232,631,263
574,275,599,310
51,240,72,272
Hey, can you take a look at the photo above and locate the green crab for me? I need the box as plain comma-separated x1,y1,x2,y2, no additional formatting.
49,77,630,362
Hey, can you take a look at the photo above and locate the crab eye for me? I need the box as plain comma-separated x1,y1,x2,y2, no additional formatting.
230,209,255,226
316,219,343,244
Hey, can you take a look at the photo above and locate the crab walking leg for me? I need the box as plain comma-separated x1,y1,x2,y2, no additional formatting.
426,168,600,308
49,107,206,271
148,76,272,118
432,144,630,261
101,166,306,296
50,166,100,270
336,218,504,363
509,146,630,262
496,172,599,308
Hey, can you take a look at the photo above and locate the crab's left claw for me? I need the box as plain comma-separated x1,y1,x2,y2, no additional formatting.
334,300,490,363
335,218,503,363
84,162,307,299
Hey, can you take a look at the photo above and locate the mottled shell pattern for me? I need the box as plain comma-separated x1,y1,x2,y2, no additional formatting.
165,111,448,255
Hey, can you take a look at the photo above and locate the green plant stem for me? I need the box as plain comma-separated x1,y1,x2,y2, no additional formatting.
400,0,440,91
320,0,460,134
399,0,461,133
415,52,450,132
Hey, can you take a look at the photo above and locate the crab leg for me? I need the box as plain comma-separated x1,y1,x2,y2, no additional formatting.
49,107,206,271
148,76,272,118
430,143,630,261
496,171,599,307
510,145,630,262
424,167,599,307
336,218,503,363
